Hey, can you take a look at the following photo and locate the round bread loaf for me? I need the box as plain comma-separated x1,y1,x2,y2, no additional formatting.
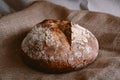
21,19,99,73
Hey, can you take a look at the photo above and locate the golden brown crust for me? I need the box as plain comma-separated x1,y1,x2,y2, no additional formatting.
21,19,99,73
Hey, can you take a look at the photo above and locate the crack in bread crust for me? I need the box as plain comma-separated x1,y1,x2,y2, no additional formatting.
39,19,72,46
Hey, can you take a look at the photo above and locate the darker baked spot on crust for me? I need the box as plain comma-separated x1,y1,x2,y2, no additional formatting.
58,20,72,46
39,19,72,46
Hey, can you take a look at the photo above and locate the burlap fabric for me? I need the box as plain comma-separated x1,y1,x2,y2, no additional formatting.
0,1,120,80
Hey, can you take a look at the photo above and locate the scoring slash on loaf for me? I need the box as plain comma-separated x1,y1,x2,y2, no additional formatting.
21,19,99,73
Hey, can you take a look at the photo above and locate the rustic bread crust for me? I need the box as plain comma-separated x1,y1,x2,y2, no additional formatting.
21,19,99,73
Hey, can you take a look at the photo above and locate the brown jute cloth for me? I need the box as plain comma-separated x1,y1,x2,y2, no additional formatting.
0,1,120,80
